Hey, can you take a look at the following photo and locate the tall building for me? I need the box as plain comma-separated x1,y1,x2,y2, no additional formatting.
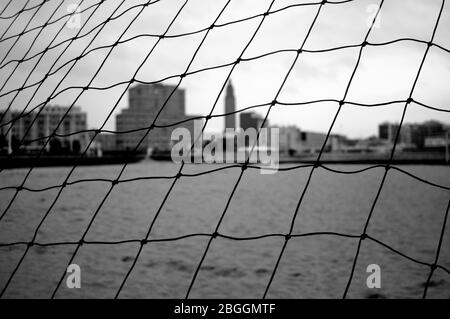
237,112,269,148
224,80,236,131
1,105,88,153
240,112,266,131
116,83,198,152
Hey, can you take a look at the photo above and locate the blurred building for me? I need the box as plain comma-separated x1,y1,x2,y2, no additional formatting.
277,126,332,155
1,105,88,154
379,122,400,142
240,112,266,131
224,80,236,131
425,135,449,149
95,133,116,153
399,123,422,149
116,83,198,152
379,120,448,150
278,126,300,155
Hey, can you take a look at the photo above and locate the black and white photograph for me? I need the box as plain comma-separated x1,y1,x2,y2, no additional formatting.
0,0,449,308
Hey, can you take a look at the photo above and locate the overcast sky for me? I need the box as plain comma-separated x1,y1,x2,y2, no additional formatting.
0,0,449,138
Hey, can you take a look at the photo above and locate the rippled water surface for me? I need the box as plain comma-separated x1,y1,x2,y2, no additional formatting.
0,162,449,298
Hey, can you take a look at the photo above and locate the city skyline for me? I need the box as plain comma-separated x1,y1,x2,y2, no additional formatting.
2,81,448,158
0,0,449,139
2,80,450,142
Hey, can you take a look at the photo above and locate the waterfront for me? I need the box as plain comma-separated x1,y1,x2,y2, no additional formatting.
0,162,449,298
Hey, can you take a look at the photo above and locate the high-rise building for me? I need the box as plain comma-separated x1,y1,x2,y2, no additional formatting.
116,83,198,152
240,112,266,131
237,112,269,148
224,80,236,131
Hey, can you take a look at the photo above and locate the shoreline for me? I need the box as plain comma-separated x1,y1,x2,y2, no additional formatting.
0,154,145,169
0,151,448,169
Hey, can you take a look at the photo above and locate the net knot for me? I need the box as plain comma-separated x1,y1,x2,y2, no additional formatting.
212,232,218,238
271,100,277,106
241,164,248,171
362,41,368,47
61,181,67,188
360,233,368,240
27,242,34,248
406,97,413,104
339,100,345,106
159,35,165,40
235,57,241,64
427,41,433,48
296,48,302,54
175,172,182,179
140,239,147,245
430,264,437,271
209,24,215,30
205,115,212,120
112,179,119,186
79,239,84,246
321,0,327,4
263,11,269,17
180,73,186,79
285,234,292,241
16,186,23,191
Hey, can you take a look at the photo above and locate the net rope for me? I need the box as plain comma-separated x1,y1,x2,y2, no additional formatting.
0,0,448,299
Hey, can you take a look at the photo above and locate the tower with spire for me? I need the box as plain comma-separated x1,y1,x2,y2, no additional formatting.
224,80,236,132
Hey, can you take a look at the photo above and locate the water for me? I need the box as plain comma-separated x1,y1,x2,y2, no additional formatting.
0,162,449,298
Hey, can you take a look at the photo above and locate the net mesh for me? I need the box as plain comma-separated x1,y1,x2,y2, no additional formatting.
0,0,449,299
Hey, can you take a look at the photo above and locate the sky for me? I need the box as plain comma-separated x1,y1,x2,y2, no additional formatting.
0,0,449,139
